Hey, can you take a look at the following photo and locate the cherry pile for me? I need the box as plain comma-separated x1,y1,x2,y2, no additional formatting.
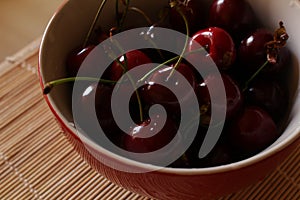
44,0,292,168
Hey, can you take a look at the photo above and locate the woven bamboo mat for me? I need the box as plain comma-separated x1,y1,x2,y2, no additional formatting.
0,38,299,200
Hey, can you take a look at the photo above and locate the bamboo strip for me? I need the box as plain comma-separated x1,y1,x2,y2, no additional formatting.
0,83,40,117
57,169,105,199
0,76,39,110
103,187,129,200
61,170,102,200
0,67,25,91
70,176,110,200
0,92,41,129
0,100,46,143
90,182,116,199
0,146,63,197
75,177,112,199
0,108,54,155
37,155,86,196
40,162,88,199
112,190,134,200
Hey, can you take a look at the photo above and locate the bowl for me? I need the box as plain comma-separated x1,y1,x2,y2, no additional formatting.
38,0,300,199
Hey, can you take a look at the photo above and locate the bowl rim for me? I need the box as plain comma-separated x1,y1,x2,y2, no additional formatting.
38,0,300,175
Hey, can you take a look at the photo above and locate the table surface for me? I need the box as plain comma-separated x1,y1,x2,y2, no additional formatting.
0,38,299,200
0,0,62,62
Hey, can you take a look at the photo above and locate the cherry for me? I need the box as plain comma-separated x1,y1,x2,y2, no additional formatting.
208,0,257,42
74,83,121,144
246,78,288,124
140,62,198,121
67,45,96,77
196,73,243,123
183,125,235,167
106,50,152,81
205,142,234,167
196,142,234,167
122,114,179,153
74,82,143,146
238,29,273,73
169,0,206,34
262,47,291,75
189,27,236,70
228,106,278,157
95,28,109,44
121,110,188,165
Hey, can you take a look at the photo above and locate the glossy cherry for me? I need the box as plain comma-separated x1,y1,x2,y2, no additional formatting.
196,73,243,123
75,82,142,146
238,29,273,73
122,114,179,153
262,47,291,75
67,45,96,77
106,50,152,81
189,27,236,70
169,0,206,34
246,78,288,124
74,83,119,143
228,106,278,157
208,0,257,42
140,62,198,121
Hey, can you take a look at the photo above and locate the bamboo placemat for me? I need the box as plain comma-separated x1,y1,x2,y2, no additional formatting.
0,38,299,200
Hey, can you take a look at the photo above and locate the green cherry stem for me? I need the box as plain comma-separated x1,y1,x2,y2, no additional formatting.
43,77,117,95
167,7,190,80
138,48,204,83
116,0,120,27
83,0,108,48
107,36,145,122
117,0,130,32
242,60,269,92
128,7,153,25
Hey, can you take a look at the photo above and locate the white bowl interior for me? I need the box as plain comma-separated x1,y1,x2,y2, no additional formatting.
39,0,300,172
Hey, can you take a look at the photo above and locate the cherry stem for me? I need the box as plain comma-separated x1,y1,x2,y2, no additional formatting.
43,77,117,95
243,60,269,92
138,48,204,82
83,0,108,48
167,6,190,80
108,36,145,123
116,0,120,26
128,7,153,25
117,0,130,32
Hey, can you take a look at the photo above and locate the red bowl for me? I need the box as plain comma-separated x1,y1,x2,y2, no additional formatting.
38,0,300,199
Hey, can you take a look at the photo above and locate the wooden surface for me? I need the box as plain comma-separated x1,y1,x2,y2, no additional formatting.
0,39,300,199
0,0,62,62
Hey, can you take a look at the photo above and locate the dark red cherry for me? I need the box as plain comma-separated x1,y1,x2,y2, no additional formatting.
205,142,234,167
196,73,243,122
107,50,152,81
189,27,236,70
122,114,179,153
183,125,234,167
208,0,257,42
140,62,198,119
95,29,109,44
67,45,96,77
75,82,142,146
196,142,235,167
246,79,288,124
262,47,291,75
238,29,273,73
169,0,206,34
228,106,278,157
74,83,121,144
